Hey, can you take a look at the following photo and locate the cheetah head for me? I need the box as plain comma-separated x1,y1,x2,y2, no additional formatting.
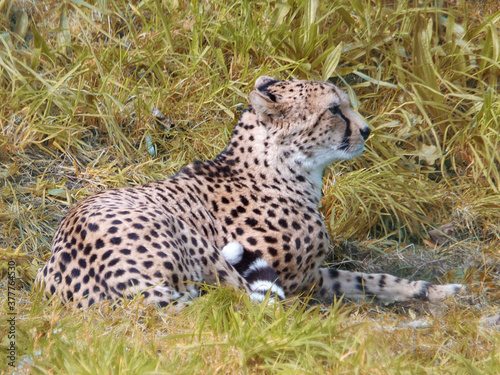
249,76,370,183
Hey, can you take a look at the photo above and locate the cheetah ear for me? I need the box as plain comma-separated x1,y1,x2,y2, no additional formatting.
250,90,280,117
255,76,278,92
250,76,280,116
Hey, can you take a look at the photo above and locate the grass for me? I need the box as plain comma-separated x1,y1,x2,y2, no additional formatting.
1,0,499,373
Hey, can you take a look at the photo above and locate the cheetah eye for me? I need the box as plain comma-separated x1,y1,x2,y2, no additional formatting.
329,105,342,116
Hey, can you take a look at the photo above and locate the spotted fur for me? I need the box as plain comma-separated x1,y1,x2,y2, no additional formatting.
35,76,461,308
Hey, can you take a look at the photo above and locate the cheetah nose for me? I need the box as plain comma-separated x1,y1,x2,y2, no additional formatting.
360,126,370,140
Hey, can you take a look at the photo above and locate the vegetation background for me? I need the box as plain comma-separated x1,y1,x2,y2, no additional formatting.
0,0,499,373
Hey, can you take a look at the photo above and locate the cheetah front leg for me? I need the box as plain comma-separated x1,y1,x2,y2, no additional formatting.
314,268,462,303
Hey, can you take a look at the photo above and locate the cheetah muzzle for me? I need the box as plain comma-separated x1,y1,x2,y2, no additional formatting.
35,76,462,309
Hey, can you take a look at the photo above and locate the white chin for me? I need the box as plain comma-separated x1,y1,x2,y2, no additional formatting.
341,144,365,159
329,145,365,162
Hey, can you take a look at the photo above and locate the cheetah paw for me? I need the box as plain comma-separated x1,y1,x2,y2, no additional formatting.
416,282,463,302
427,283,463,302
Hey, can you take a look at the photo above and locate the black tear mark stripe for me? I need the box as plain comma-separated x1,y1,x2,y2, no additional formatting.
338,110,351,150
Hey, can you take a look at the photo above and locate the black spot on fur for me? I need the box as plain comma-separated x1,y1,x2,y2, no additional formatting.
247,237,257,245
101,250,113,261
110,237,122,245
137,245,148,254
88,223,99,232
379,275,386,288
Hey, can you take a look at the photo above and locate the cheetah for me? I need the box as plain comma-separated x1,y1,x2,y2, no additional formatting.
35,76,462,308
